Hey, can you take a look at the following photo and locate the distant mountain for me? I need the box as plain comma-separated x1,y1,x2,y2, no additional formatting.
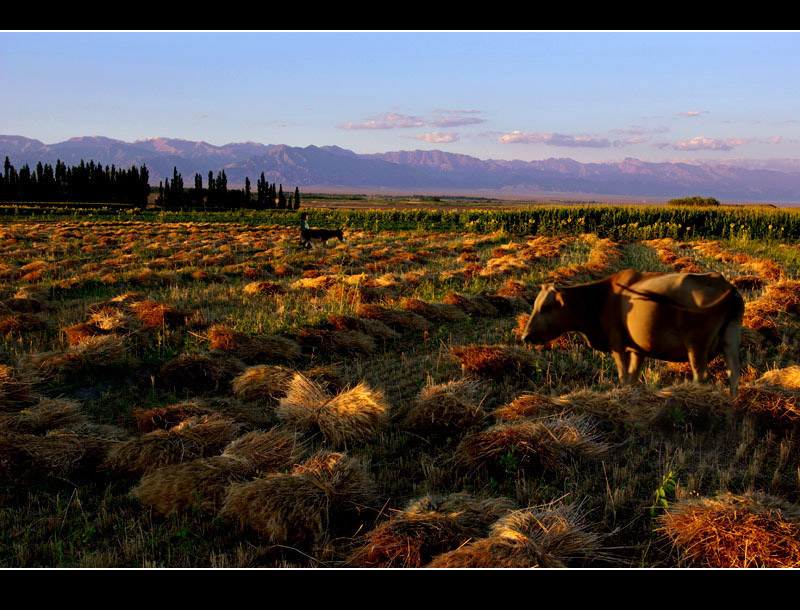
2,135,800,202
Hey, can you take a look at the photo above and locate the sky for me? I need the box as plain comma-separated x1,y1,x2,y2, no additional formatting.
2,30,799,165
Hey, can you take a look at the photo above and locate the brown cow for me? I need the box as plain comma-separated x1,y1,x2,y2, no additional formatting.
520,269,744,396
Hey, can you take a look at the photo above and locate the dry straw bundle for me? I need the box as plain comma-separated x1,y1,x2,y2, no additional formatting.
61,322,112,347
220,451,376,545
0,397,86,435
491,392,561,422
242,281,285,296
657,492,800,568
132,427,305,514
442,293,499,317
735,385,800,429
754,366,800,392
449,344,546,381
555,383,733,430
326,314,400,341
347,493,516,568
399,298,467,323
402,378,486,434
207,325,302,363
103,415,243,475
276,374,389,446
0,312,48,335
128,299,190,329
158,350,246,393
355,303,432,332
0,430,116,485
427,501,605,568
0,365,36,411
19,335,129,381
231,365,295,403
497,279,539,304
295,328,376,355
456,414,609,477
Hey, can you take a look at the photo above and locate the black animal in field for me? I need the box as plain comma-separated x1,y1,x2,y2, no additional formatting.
301,228,344,249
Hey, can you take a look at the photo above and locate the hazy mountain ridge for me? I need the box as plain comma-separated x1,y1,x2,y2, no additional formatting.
2,135,800,201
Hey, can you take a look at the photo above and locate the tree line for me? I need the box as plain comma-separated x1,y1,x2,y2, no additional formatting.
160,168,300,210
0,157,302,210
1,157,150,205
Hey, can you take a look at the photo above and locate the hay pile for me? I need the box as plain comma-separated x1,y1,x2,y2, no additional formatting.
735,385,800,429
231,365,295,403
491,392,560,421
220,451,377,545
456,414,609,477
657,492,800,567
326,314,400,341
208,326,302,363
158,351,246,393
103,414,243,475
242,281,285,296
0,397,87,434
132,427,305,514
0,312,48,335
555,383,733,430
427,502,605,568
496,279,539,304
295,328,376,355
128,299,190,329
0,431,117,485
402,378,486,434
347,493,516,568
0,364,36,410
399,298,467,323
61,322,112,347
449,344,546,380
276,374,389,446
442,293,499,317
754,366,800,392
19,335,129,380
355,303,432,332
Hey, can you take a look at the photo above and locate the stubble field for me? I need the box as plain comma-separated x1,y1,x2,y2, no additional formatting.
2,210,800,568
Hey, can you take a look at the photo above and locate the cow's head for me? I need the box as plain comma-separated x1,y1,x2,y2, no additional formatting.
520,284,570,345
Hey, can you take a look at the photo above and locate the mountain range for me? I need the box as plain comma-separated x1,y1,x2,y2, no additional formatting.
3,135,800,202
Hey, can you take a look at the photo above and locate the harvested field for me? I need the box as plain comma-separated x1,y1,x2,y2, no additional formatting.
1,215,800,568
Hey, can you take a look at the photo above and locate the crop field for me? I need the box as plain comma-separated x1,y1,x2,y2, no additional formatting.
2,209,800,568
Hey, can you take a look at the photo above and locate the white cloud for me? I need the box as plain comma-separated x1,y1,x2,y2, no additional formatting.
669,136,752,151
413,131,460,144
499,131,612,148
339,112,425,130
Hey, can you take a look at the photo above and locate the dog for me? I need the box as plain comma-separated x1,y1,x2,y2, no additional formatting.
301,228,344,249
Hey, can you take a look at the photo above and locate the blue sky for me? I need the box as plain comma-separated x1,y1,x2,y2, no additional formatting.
2,30,799,164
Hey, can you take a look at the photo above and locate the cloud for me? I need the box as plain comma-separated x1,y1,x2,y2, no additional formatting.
663,136,753,151
498,131,612,148
428,109,486,128
428,116,486,128
412,131,460,144
339,112,425,130
339,109,485,131
678,110,709,117
196,114,208,119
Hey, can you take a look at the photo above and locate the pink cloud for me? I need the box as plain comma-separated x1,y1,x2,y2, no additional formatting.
339,112,425,130
499,131,612,148
413,132,460,144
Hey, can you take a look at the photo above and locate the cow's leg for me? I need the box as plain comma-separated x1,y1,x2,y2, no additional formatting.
687,348,711,384
611,350,631,385
722,322,742,398
627,352,645,384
